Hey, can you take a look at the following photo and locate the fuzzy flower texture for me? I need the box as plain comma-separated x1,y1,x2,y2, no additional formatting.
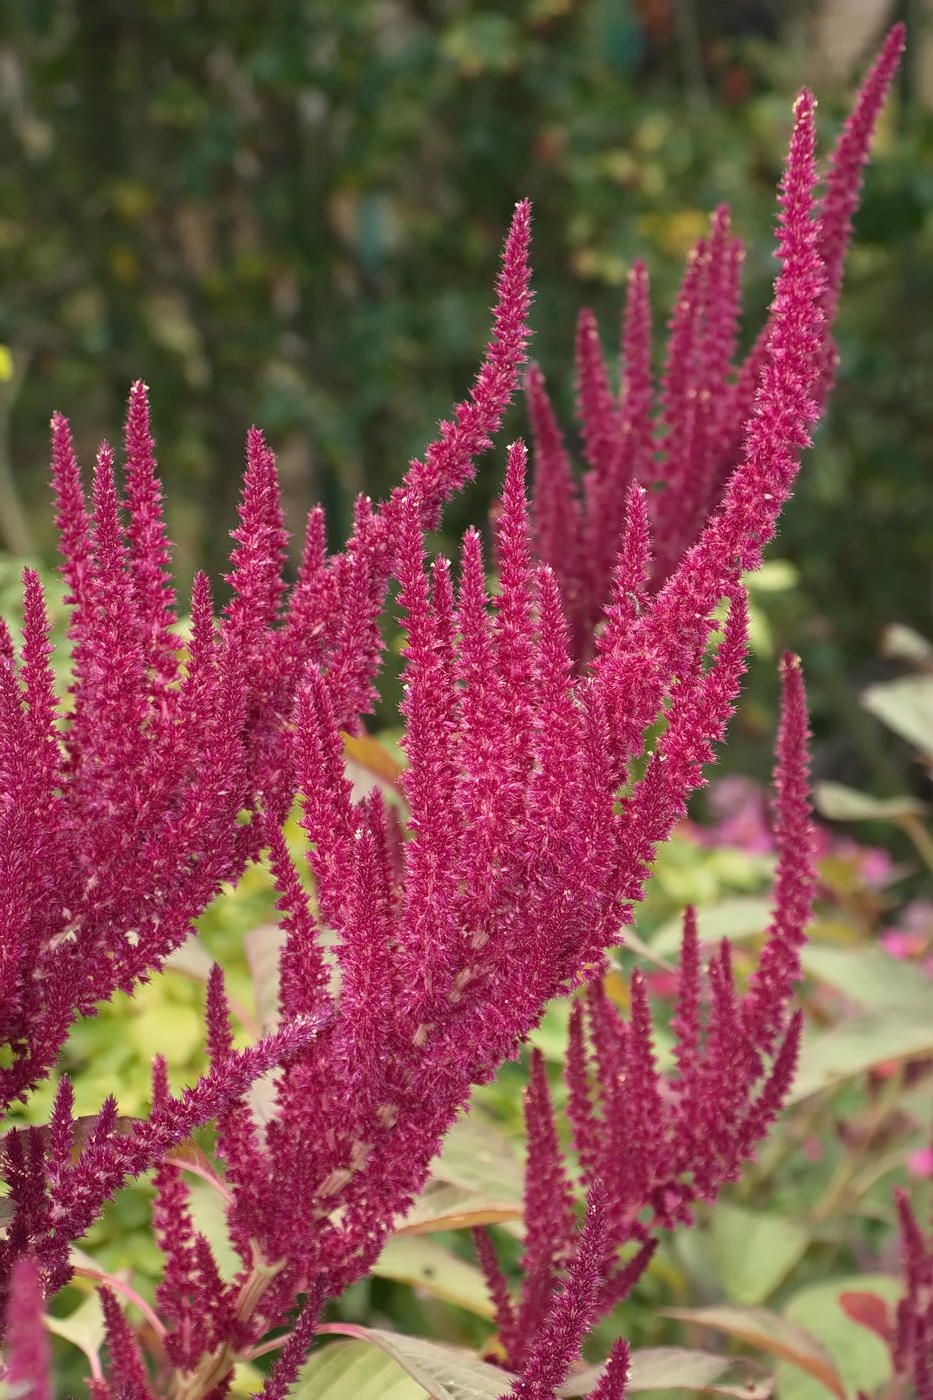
0,28,907,1400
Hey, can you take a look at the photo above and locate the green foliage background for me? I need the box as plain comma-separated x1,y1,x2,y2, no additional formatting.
1,0,932,776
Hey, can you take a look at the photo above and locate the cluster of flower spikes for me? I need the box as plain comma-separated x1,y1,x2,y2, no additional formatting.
527,25,904,665
56,83,843,1400
0,193,532,1315
0,47,901,1400
473,652,813,1391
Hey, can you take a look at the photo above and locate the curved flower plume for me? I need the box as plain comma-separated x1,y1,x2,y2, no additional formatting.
477,656,814,1366
527,28,903,660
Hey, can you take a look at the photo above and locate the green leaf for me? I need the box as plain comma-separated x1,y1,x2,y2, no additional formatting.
778,1276,903,1400
528,998,572,1062
746,560,799,593
186,1179,239,1282
127,1000,203,1067
566,1348,774,1398
393,1181,522,1236
813,781,926,822
789,1008,933,1103
801,944,933,1015
292,1340,427,1399
651,898,773,958
662,1306,843,1400
711,1204,810,1306
371,1235,496,1319
316,1325,775,1400
428,1111,523,1203
44,1289,107,1370
861,674,933,759
314,1325,519,1398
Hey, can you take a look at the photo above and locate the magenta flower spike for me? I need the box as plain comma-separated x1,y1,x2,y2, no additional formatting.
501,1182,611,1400
891,1188,933,1400
476,654,815,1349
1,1256,53,1400
526,32,902,654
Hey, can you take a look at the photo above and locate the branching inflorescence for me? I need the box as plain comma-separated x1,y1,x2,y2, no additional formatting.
527,26,904,664
0,29,905,1400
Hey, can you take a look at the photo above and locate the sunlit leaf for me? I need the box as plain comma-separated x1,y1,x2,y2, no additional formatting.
880,624,933,665
813,781,926,823
315,1324,518,1398
801,944,933,1015
292,1339,427,1400
44,1289,107,1370
393,1181,522,1236
789,1009,933,1103
371,1235,496,1319
428,1112,523,1203
565,1347,774,1398
662,1306,843,1400
316,1325,775,1400
861,674,933,761
651,898,773,957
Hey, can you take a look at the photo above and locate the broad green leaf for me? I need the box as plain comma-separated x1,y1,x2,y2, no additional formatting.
393,1181,522,1236
317,1325,775,1400
711,1204,810,1306
127,1000,203,1066
292,1339,427,1399
861,674,933,759
652,898,773,957
186,1179,239,1282
662,1306,843,1400
813,782,926,823
747,560,799,593
789,1009,933,1104
44,1289,107,1369
428,1112,523,1203
801,945,933,1015
315,1324,518,1398
778,1276,903,1400
565,1348,773,1398
371,1235,495,1319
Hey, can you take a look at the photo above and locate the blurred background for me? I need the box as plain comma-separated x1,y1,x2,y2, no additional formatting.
0,0,931,779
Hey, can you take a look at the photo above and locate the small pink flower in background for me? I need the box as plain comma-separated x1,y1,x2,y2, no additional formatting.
821,836,893,889
644,969,680,999
881,900,933,975
907,1147,933,1178
704,775,774,854
702,776,892,891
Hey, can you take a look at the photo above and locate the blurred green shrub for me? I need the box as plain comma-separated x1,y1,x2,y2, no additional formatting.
1,0,931,760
